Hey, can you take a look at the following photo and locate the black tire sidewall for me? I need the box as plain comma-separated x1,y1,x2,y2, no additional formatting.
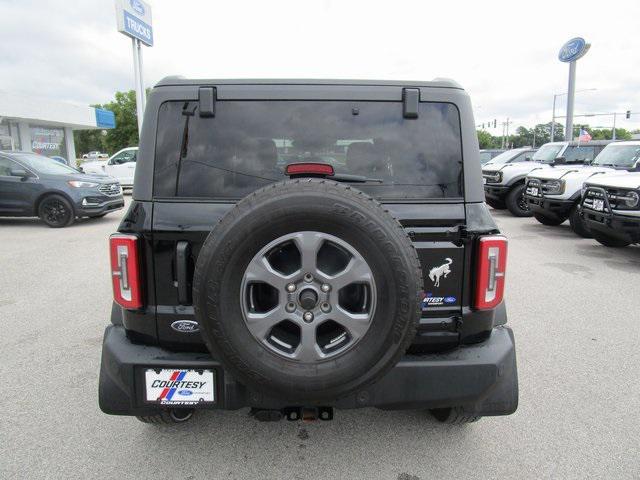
591,230,630,248
38,194,74,228
506,184,533,217
568,205,592,238
533,212,565,226
486,198,506,210
193,180,422,401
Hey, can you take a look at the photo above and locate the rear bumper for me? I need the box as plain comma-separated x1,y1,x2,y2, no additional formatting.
525,195,574,219
580,207,640,243
484,184,510,201
99,324,518,417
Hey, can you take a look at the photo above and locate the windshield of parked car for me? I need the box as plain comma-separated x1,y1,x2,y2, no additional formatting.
485,150,522,165
16,153,78,174
479,152,493,164
592,144,640,168
154,100,464,201
532,144,564,162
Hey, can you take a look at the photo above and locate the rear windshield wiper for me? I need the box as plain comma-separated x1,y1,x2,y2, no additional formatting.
331,173,383,183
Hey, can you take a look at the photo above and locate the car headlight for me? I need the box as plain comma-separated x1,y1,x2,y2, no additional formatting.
624,191,639,208
484,171,502,183
68,180,98,188
544,180,565,195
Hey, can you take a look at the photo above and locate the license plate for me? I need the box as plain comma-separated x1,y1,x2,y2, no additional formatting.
145,369,215,405
529,187,539,196
483,177,487,184
592,199,604,211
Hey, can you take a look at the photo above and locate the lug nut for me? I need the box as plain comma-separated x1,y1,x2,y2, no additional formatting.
321,302,331,313
304,273,313,283
286,302,296,313
286,283,296,293
321,284,330,292
303,311,314,323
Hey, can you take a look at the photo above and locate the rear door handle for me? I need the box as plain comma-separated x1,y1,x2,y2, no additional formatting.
176,241,191,305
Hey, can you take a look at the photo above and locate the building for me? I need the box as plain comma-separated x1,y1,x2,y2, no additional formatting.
0,91,115,165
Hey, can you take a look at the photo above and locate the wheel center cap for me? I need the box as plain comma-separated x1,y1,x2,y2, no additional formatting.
298,288,318,310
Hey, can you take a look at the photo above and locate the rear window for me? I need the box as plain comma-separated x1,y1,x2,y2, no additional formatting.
153,100,463,201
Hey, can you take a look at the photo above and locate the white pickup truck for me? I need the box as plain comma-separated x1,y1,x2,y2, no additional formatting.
482,141,611,216
524,141,640,237
81,147,138,188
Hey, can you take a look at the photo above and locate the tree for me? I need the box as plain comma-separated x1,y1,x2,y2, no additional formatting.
102,90,140,154
74,128,106,156
477,130,497,149
74,90,143,157
588,128,632,141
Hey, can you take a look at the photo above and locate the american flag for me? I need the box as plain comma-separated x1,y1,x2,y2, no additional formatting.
578,128,592,142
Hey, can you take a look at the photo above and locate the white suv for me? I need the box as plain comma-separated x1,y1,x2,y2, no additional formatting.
482,141,611,216
580,172,640,247
82,147,138,188
524,141,640,237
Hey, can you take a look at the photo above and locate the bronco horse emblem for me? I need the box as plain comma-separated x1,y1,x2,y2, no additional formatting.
428,258,453,287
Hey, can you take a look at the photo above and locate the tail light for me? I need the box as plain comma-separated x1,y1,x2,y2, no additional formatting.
109,234,142,309
474,235,507,310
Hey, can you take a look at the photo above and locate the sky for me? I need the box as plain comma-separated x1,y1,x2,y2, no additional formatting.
2,0,640,134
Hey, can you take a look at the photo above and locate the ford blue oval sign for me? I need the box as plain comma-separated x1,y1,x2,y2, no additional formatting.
130,0,145,15
558,37,590,63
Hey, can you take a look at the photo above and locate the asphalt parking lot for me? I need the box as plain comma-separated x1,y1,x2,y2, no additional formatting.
1,201,639,480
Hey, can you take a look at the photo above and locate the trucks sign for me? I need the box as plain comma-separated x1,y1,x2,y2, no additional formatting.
115,0,153,46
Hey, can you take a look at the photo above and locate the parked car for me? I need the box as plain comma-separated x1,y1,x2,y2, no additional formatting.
0,151,124,227
524,141,640,237
98,77,518,425
483,140,612,216
479,149,505,165
483,147,537,167
82,151,109,159
82,147,138,188
580,172,640,247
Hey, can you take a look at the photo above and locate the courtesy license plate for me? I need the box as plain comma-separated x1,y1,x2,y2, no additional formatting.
145,369,215,404
592,199,604,211
529,187,539,196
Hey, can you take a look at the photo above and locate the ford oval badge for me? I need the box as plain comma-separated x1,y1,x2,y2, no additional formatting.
171,320,200,333
129,0,145,16
558,37,589,63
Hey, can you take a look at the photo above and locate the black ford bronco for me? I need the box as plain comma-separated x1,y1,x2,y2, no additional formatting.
98,78,518,425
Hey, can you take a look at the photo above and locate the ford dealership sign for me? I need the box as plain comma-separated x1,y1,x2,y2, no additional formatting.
558,37,590,63
115,0,153,46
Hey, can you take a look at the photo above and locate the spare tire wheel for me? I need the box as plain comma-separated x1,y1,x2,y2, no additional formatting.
193,179,423,401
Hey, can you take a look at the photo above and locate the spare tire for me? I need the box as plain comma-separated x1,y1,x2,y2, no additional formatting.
193,179,422,401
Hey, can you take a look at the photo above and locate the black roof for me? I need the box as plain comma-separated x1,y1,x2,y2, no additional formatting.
155,76,463,90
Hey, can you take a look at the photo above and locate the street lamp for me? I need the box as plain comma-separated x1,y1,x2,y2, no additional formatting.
551,88,597,141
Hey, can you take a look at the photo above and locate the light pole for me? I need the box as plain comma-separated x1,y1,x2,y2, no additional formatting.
551,88,597,141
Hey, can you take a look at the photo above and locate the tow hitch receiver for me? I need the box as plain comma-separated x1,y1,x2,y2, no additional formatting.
250,407,334,422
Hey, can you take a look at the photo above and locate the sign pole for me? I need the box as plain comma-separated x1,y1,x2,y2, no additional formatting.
558,37,590,141
551,94,556,141
137,39,146,113
565,61,576,141
131,38,145,135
